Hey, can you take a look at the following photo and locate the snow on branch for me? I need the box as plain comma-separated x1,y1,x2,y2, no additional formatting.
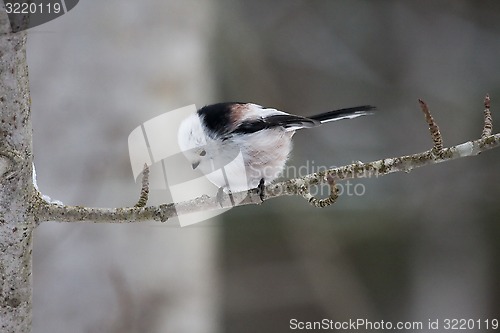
34,96,499,223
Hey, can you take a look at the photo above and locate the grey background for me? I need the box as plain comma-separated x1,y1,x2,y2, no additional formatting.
27,1,499,332
29,1,218,332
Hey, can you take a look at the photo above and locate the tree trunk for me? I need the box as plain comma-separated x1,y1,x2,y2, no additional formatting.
0,9,34,333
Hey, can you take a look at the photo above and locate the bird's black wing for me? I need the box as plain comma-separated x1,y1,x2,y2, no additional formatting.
232,114,320,135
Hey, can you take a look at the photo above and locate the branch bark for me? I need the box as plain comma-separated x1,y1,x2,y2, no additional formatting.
34,100,499,223
0,8,35,333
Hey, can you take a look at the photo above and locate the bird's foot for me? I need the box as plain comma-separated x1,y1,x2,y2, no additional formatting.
257,178,265,202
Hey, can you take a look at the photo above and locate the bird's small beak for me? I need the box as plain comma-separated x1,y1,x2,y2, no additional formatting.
192,161,200,169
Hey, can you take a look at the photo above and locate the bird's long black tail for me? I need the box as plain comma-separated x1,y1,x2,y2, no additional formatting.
309,105,376,123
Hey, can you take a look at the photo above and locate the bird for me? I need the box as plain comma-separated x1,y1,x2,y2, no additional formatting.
177,102,375,197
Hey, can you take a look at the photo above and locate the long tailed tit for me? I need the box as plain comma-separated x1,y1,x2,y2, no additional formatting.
177,102,375,195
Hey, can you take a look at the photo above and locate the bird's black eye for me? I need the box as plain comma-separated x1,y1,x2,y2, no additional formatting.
199,150,206,156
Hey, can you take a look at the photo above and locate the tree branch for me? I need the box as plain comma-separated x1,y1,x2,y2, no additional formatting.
33,97,499,224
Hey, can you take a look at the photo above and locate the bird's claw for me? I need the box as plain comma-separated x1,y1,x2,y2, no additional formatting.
258,178,265,202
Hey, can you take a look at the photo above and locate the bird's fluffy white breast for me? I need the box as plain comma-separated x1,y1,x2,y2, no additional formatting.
230,128,293,189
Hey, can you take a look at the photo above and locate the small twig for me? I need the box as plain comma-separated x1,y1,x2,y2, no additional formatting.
419,99,444,155
482,94,493,138
302,174,339,208
134,164,150,208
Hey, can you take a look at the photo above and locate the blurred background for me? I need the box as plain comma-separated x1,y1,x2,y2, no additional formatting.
28,1,499,332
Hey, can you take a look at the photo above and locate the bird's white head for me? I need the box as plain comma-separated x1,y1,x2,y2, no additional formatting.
177,113,210,170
